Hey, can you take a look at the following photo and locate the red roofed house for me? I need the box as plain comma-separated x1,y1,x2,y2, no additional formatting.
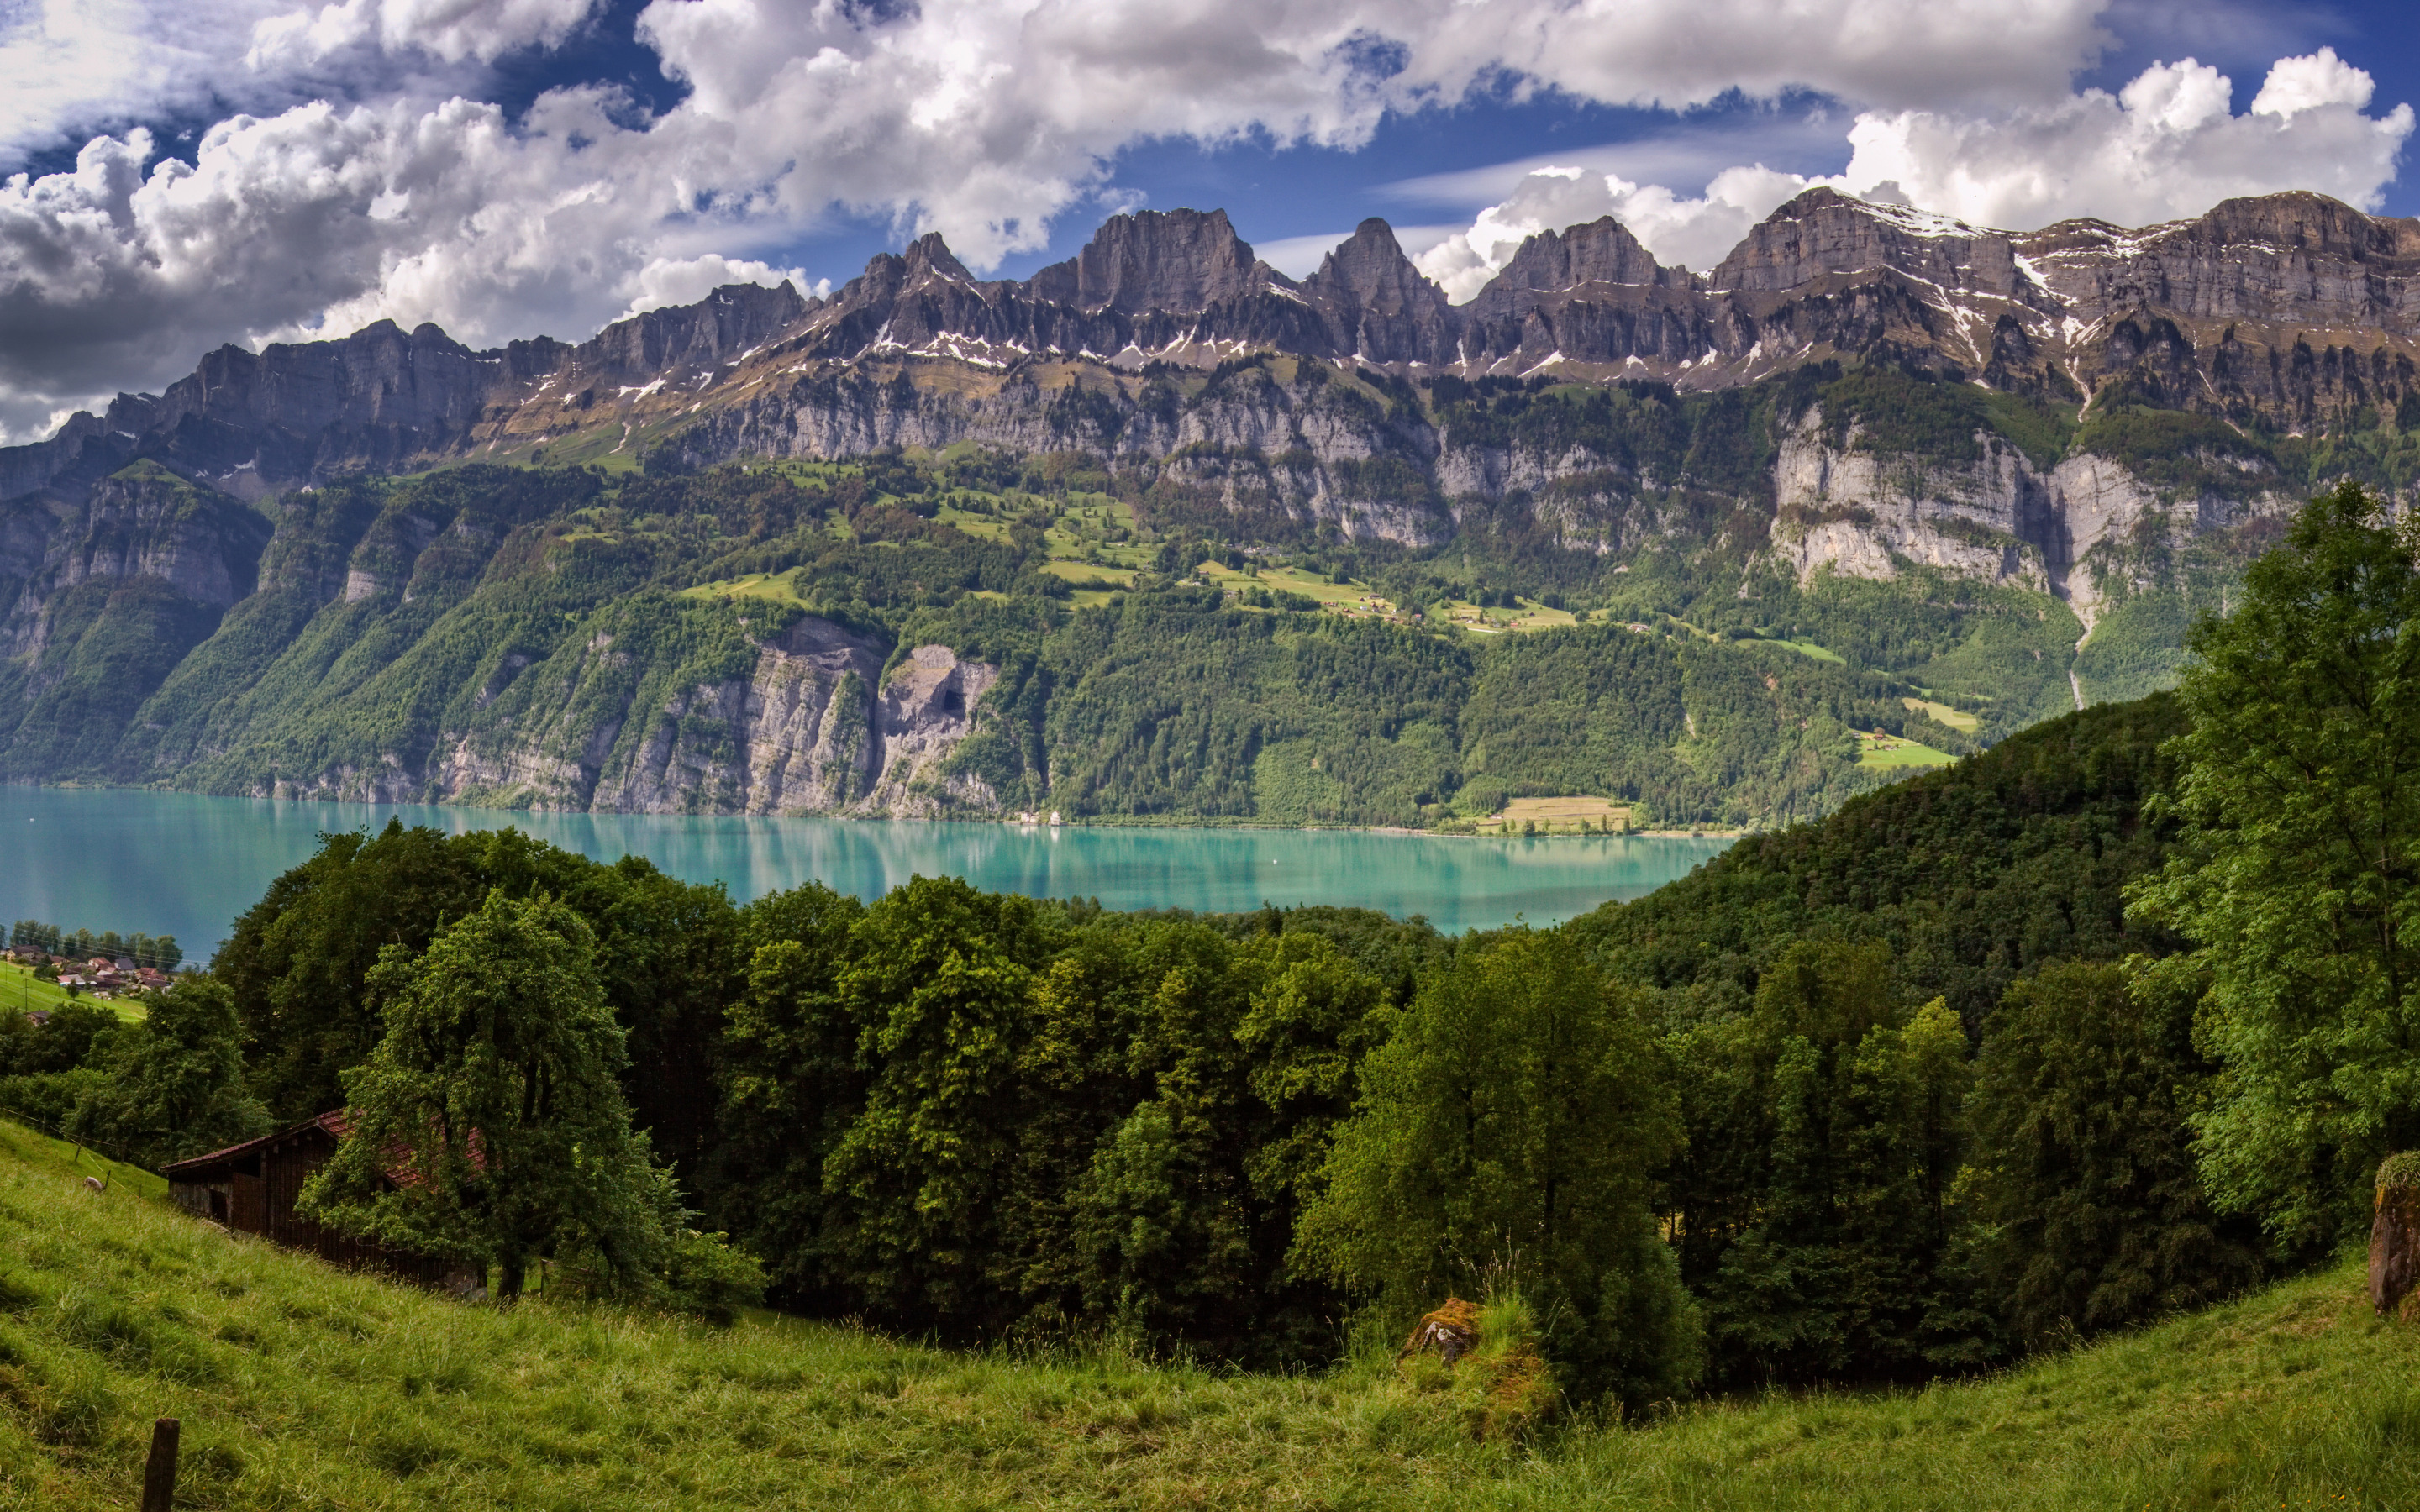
161,1111,480,1290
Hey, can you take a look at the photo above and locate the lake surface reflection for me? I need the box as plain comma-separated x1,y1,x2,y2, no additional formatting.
0,786,1737,959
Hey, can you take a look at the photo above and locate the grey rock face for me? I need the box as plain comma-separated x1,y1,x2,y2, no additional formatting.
281,614,1007,817
2018,191,2420,331
865,644,1002,814
1300,218,1459,365
574,280,811,385
1465,217,1684,323
1712,188,2050,306
10,188,2417,513
1024,209,1271,313
0,468,267,662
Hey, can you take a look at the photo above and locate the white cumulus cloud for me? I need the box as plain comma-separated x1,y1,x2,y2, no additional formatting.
245,0,602,68
1415,164,1816,297
1414,50,2412,305
1837,52,2414,230
0,0,295,167
2250,45,2374,119
621,255,823,319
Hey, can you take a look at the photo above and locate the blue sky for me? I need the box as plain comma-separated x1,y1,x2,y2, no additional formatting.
0,0,2411,438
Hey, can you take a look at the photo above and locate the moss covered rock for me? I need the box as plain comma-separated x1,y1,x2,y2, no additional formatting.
2370,1153,2420,1315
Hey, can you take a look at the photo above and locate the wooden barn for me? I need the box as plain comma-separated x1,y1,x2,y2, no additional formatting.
162,1111,478,1291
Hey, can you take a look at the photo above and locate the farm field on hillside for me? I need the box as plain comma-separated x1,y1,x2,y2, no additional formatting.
1859,731,1958,768
0,1118,2409,1512
1902,696,1981,732
1471,796,1633,834
678,570,815,609
0,963,141,1021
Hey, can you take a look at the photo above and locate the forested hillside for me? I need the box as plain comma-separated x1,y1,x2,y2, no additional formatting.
0,428,2044,827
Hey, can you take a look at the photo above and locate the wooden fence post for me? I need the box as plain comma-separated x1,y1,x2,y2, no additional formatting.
140,1417,178,1512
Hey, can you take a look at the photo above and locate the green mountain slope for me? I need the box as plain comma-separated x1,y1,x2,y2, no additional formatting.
1570,691,2190,1027
0,1116,2406,1512
0,360,2354,827
0,459,2005,827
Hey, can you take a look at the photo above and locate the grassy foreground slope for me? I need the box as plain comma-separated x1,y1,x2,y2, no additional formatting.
0,1121,2412,1510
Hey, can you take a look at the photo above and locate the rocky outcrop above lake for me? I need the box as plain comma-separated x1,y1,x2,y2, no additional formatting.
263,615,1005,818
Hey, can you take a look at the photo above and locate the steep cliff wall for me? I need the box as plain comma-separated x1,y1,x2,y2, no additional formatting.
865,645,1002,815
6,188,2415,512
0,463,272,777
260,609,1005,817
1767,414,2054,591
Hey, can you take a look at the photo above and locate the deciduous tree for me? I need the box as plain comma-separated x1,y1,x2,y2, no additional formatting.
2131,480,2420,1249
299,890,674,1299
1299,928,1699,1407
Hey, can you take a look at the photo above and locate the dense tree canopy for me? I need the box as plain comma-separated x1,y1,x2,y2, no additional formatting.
1962,958,2264,1350
298,890,677,1300
1300,929,1700,1406
2133,480,2420,1249
65,978,271,1171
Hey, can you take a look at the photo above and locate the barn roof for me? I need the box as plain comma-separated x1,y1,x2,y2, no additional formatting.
162,1110,487,1187
162,1111,348,1179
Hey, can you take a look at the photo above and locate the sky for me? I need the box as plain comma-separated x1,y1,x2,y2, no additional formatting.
0,0,2412,443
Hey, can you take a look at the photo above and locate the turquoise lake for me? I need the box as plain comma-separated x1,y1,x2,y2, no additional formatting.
0,786,1737,959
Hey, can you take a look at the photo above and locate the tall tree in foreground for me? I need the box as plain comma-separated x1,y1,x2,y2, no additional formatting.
1298,928,1701,1408
2132,480,2420,1250
299,890,675,1299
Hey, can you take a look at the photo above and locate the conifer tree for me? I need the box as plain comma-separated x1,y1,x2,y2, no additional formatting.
1962,958,2262,1348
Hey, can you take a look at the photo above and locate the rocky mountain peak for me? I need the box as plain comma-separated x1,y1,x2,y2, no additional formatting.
902,232,978,287
2193,190,2420,261
576,280,810,381
2014,191,2420,332
1712,186,2043,306
1297,218,1456,365
1024,207,1276,313
1304,219,1439,311
11,188,2420,511
1463,215,1682,324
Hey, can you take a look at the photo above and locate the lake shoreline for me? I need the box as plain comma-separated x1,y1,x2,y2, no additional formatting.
1,787,1739,960
5,779,1757,845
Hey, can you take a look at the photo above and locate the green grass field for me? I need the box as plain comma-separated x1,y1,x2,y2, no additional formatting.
1858,731,1958,768
1902,696,1982,732
2,1117,2412,1510
0,963,142,1021
677,570,817,609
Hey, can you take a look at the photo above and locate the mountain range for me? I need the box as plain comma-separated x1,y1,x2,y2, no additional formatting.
0,187,2412,820
13,186,2417,495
